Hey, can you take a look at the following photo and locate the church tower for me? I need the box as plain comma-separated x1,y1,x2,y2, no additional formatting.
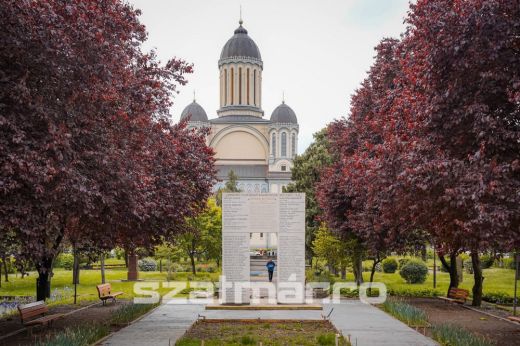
217,19,263,118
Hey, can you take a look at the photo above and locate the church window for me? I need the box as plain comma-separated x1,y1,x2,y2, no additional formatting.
291,133,296,156
281,132,287,157
253,70,257,106
247,68,250,105
230,67,234,104
271,133,276,156
239,67,242,104
224,69,227,105
260,233,263,238
281,165,287,172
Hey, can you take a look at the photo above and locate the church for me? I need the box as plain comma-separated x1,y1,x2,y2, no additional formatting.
179,19,299,194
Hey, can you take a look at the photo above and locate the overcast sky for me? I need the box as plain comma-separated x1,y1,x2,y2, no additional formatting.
127,0,411,153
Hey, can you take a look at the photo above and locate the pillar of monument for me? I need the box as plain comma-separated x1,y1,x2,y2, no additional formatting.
127,251,139,281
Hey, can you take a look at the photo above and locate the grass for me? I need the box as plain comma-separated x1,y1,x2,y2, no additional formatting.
0,264,515,306
381,299,429,327
34,323,110,346
431,324,493,346
336,267,516,298
0,268,220,303
176,321,350,346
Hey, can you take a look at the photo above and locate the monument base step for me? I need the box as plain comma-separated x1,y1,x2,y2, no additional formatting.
205,304,322,311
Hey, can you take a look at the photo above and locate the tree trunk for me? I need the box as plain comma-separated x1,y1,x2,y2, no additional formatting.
36,257,53,301
2,256,8,282
421,245,427,262
439,252,459,294
471,251,484,307
100,253,106,284
340,265,346,280
72,250,80,285
0,262,2,288
190,253,196,275
353,254,364,285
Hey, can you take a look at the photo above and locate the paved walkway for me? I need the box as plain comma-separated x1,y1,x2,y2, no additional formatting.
102,301,437,346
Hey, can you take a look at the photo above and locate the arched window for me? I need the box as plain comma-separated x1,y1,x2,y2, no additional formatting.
271,132,276,156
247,68,250,105
230,67,234,104
239,67,242,104
291,133,296,157
253,70,257,106
281,132,287,157
224,69,227,105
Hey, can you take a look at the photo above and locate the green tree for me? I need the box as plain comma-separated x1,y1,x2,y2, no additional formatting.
177,198,222,274
312,226,351,279
216,170,241,206
284,130,332,265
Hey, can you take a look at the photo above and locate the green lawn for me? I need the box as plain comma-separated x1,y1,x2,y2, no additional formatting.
0,266,515,303
335,267,516,298
0,268,220,303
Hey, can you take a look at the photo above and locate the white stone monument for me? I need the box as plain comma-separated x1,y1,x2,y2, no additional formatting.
221,193,305,304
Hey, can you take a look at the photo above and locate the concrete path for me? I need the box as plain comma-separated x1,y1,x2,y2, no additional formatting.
102,301,437,346
326,301,437,346
102,304,204,346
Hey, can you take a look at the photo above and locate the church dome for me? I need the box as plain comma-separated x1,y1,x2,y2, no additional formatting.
180,101,208,122
270,102,298,124
220,22,261,61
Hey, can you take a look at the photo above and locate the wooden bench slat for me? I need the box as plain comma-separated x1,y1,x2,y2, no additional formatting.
23,314,64,326
96,283,123,305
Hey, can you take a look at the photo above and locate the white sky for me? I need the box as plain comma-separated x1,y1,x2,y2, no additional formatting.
127,0,411,153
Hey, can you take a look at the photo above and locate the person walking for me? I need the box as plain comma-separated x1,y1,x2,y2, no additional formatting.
266,259,276,282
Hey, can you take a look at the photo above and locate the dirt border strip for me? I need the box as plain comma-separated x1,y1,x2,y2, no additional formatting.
461,304,520,327
0,301,102,343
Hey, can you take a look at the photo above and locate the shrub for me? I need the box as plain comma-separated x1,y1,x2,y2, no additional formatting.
55,253,74,270
398,258,410,269
382,299,428,327
138,257,157,272
482,291,514,306
400,260,428,284
382,258,398,273
480,254,494,269
432,324,492,346
500,257,515,269
387,287,440,298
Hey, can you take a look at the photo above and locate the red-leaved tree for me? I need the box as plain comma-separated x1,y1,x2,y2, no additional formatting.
0,0,216,300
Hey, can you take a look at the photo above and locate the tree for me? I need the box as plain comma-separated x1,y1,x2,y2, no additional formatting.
312,225,351,279
216,170,241,206
284,129,332,265
397,0,520,305
176,198,222,274
0,0,216,300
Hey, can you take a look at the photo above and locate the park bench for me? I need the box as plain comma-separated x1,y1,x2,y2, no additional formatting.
507,316,520,324
439,287,470,304
18,301,64,334
96,283,124,305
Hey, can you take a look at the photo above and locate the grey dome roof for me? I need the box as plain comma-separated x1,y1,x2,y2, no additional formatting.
180,101,208,122
270,102,298,124
220,23,261,61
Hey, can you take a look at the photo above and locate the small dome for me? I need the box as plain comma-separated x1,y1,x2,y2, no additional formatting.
180,101,208,122
220,23,261,61
270,102,298,124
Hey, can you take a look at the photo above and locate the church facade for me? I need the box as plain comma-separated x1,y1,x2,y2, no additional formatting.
179,19,299,195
